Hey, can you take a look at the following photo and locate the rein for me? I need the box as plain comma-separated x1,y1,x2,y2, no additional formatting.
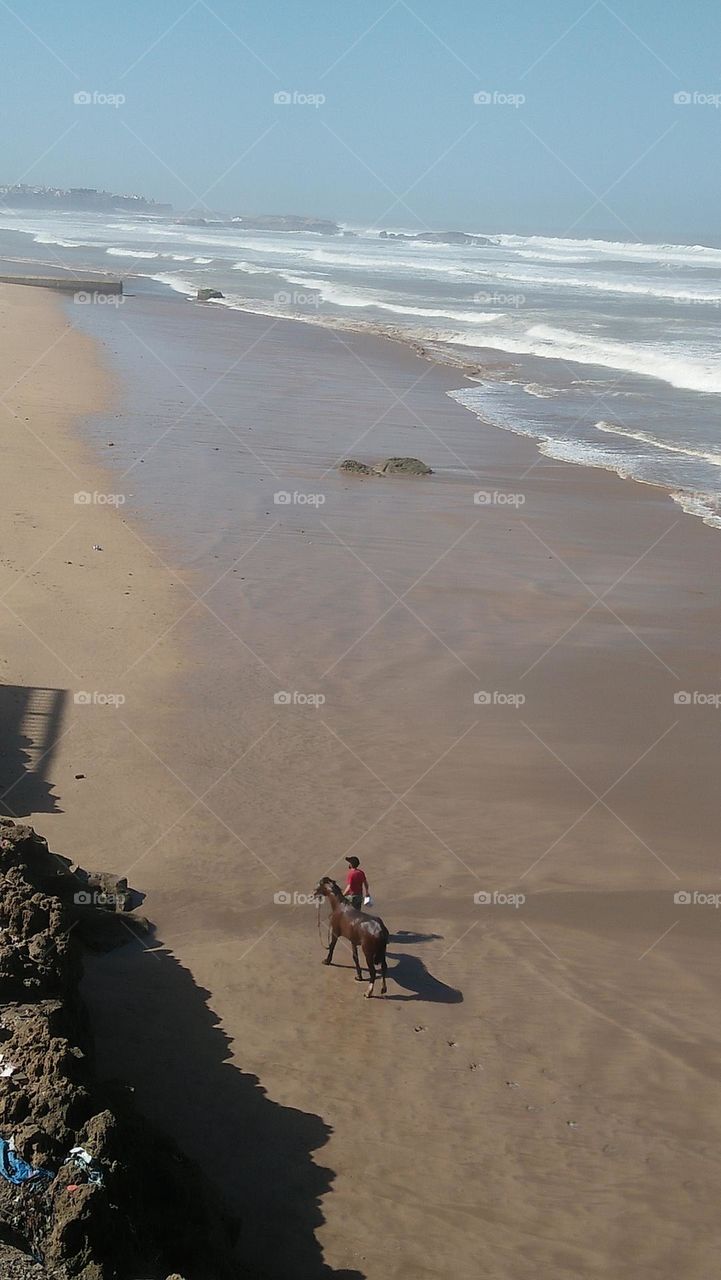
317,898,332,951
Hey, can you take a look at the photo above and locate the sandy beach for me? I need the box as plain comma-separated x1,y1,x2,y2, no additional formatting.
2,280,720,1279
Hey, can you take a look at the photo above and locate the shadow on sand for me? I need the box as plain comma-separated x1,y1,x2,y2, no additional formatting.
385,951,464,1004
82,936,365,1280
389,931,444,945
0,684,66,816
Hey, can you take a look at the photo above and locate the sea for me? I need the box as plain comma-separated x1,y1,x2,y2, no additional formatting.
1,207,721,529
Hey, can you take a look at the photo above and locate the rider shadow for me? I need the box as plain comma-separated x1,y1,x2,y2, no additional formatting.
385,952,463,1004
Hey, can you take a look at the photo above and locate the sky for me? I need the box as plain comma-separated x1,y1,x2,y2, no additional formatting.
0,0,719,239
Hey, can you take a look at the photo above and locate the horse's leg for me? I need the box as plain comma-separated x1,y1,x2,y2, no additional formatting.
323,932,339,966
380,947,388,995
351,941,363,981
364,947,376,998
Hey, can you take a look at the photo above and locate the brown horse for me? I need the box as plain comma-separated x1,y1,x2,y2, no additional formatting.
315,877,389,997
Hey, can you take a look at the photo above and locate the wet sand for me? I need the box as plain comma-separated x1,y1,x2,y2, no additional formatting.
2,282,721,1279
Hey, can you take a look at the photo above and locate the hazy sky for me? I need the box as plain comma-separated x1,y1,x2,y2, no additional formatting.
1,0,719,237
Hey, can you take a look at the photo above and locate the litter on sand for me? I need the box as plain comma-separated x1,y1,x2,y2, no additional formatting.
0,1137,53,1186
64,1145,105,1187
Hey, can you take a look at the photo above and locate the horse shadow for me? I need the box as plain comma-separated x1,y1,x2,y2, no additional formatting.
385,951,463,1004
389,931,443,945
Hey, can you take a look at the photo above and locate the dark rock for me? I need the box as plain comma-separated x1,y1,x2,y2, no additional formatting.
196,289,223,302
379,229,491,247
338,459,373,475
373,457,433,476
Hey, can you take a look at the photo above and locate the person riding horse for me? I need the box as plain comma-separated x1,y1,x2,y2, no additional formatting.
343,856,369,910
315,876,389,997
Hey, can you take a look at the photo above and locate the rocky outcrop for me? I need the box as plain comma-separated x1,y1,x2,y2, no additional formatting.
0,818,238,1279
379,229,491,247
338,457,433,477
196,288,223,302
177,215,340,236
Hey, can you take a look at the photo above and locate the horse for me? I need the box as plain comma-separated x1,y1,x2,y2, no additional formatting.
314,876,389,997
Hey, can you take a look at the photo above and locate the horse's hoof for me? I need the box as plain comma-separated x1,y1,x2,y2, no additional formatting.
322,959,331,966
355,975,364,982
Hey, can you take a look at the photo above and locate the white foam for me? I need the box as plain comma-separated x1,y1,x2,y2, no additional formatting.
669,490,721,529
143,272,196,297
445,322,721,396
106,247,159,259
594,421,721,467
491,267,721,304
32,233,83,248
523,382,562,398
493,232,721,268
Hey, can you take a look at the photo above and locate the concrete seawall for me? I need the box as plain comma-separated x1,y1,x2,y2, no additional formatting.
0,274,122,294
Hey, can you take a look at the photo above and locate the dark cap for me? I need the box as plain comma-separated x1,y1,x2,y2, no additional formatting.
345,856,360,868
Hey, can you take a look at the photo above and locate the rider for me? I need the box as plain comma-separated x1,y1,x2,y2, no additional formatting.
343,856,369,910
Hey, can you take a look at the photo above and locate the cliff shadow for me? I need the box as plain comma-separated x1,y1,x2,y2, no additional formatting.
0,684,66,817
81,935,365,1280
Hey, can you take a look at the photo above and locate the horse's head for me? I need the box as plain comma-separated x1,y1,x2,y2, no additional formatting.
313,876,343,901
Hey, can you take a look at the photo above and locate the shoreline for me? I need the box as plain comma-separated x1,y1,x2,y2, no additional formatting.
141,275,721,535
3,280,721,1279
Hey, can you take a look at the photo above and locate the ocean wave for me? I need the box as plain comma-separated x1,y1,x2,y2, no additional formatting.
594,421,721,467
32,233,83,248
106,247,159,259
494,232,721,268
491,267,721,304
523,383,563,398
143,272,196,297
448,386,636,479
669,490,721,529
444,322,721,395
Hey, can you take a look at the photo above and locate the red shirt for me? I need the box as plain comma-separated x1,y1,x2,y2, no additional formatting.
347,868,365,894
